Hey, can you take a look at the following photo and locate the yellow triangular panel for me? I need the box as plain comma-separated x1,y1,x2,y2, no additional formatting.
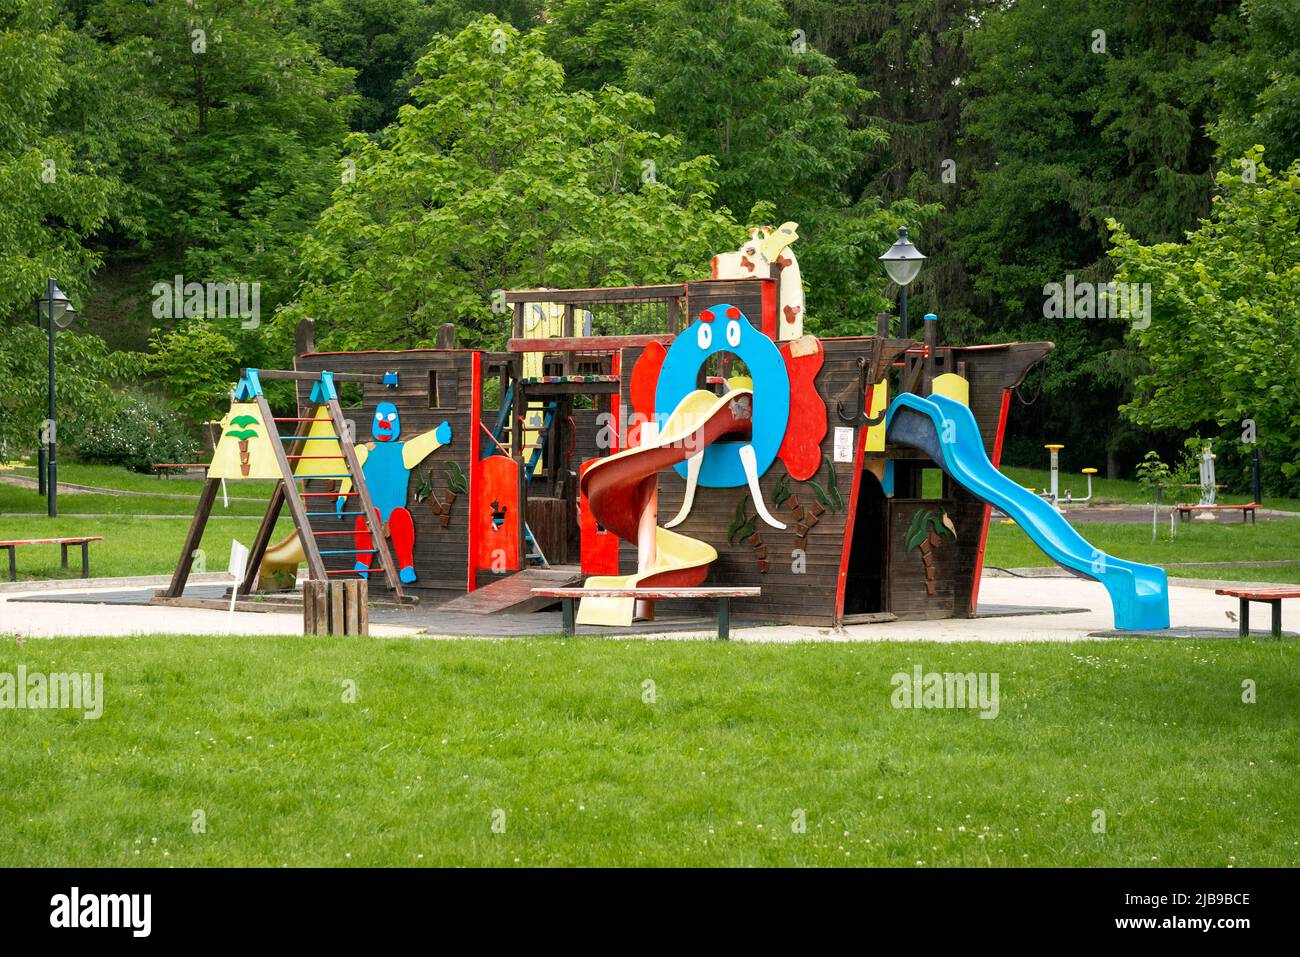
209,403,281,480
292,407,346,478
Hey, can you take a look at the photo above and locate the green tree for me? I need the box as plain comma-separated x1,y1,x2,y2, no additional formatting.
548,0,932,337
1108,148,1300,492
1210,0,1300,165
296,0,543,131
953,0,1233,471
84,0,357,318
278,16,745,350
0,0,113,318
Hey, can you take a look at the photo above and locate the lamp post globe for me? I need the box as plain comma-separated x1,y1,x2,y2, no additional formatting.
878,226,926,338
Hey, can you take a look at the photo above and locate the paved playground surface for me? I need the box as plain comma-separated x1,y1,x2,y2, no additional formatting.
0,573,1292,641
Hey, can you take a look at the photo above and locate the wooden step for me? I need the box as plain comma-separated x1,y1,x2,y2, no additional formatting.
437,567,583,615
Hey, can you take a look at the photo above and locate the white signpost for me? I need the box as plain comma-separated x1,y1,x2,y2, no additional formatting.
226,539,249,633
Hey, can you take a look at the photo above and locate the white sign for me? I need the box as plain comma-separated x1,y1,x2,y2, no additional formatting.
228,539,249,579
226,539,249,634
833,427,855,463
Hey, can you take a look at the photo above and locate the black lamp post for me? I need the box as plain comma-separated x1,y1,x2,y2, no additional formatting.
878,226,926,339
36,279,75,518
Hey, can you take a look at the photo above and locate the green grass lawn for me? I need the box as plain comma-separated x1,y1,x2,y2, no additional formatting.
984,516,1300,574
0,636,1294,867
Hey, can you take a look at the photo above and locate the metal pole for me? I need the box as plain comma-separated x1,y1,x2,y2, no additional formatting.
899,284,909,340
34,297,46,497
1252,448,1262,505
47,277,57,518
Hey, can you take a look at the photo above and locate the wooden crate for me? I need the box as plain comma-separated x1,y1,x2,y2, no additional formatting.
303,579,369,635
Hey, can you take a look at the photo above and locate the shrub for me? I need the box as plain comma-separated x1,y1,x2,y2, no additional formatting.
74,391,199,473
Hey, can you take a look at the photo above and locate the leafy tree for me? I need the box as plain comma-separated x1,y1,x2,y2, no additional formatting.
296,0,543,131
84,0,357,317
1210,0,1300,165
548,0,934,337
953,0,1233,471
278,16,746,350
0,323,142,455
0,0,113,318
1108,148,1300,493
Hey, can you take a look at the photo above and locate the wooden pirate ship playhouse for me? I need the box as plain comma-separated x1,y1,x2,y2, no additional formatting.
159,224,1169,631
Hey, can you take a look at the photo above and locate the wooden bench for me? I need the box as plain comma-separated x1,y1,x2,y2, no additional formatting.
530,587,762,639
1176,502,1258,524
1215,586,1298,638
151,463,208,478
0,536,103,581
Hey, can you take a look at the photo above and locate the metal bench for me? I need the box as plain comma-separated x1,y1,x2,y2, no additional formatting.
530,586,762,639
0,536,103,581
1215,586,1298,637
1176,503,1258,524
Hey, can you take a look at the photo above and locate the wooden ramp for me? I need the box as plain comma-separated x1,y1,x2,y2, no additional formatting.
438,566,583,615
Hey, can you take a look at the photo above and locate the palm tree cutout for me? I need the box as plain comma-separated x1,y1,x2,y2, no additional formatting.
905,509,957,596
415,462,468,527
727,498,768,573
225,414,260,477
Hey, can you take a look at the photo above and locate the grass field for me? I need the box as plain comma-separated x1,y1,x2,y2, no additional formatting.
0,635,1294,867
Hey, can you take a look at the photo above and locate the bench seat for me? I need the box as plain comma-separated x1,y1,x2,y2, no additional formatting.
1215,586,1299,637
531,586,761,639
1,537,103,581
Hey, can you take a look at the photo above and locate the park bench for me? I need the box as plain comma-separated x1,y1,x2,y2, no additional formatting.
151,463,208,478
1215,586,1298,638
1175,502,1258,524
1,536,103,581
530,586,762,639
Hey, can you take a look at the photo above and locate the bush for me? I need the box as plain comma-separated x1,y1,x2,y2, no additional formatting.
74,391,199,473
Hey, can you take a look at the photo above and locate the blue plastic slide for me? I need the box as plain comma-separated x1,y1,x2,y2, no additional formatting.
886,392,1170,631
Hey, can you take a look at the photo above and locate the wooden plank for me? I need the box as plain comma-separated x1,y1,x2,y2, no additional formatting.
344,578,360,634
313,581,328,633
256,368,387,384
532,587,762,599
330,581,345,635
503,284,685,304
0,536,103,546
357,580,369,635
158,478,220,598
1215,587,1300,599
149,595,298,615
440,567,584,614
303,580,317,633
508,334,675,354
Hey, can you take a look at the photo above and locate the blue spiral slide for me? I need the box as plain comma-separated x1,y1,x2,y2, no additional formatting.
886,392,1170,631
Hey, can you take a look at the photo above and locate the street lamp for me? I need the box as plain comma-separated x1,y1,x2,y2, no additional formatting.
878,226,926,338
36,279,75,518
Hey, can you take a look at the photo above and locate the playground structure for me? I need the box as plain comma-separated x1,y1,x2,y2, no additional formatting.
159,225,1171,631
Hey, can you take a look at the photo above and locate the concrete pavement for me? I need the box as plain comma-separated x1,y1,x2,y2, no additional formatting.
1,574,1291,642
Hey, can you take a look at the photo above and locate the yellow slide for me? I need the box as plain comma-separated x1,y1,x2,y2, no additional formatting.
576,388,752,627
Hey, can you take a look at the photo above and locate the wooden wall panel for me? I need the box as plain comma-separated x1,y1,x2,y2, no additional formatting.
886,499,957,619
